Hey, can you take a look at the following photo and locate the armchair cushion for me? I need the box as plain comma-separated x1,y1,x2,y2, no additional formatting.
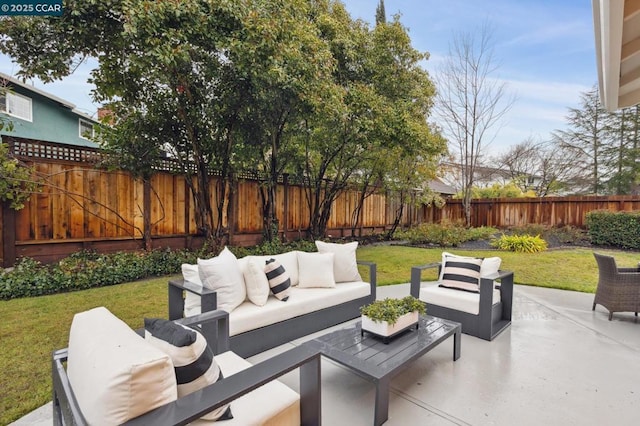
66,307,177,425
198,247,246,313
440,254,483,292
144,318,232,421
419,282,501,315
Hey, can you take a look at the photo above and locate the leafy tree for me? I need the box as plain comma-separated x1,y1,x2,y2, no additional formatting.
435,24,513,225
299,7,444,238
0,142,39,210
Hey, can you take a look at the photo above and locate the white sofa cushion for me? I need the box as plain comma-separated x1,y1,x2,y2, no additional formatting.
315,241,362,282
144,318,232,421
297,252,336,288
230,281,370,336
241,258,270,306
198,247,246,313
419,282,501,315
67,307,177,425
190,351,300,426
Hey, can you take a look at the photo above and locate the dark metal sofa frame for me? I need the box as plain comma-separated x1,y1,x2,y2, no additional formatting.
410,262,514,341
169,261,377,358
52,310,322,426
592,252,640,320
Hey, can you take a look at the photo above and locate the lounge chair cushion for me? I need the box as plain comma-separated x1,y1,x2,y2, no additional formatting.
198,247,246,312
297,251,336,288
315,240,362,282
190,351,300,426
265,258,292,301
144,318,232,421
66,307,177,425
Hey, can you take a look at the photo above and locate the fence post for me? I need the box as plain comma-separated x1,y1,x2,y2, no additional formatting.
282,173,289,241
143,178,152,251
2,201,16,267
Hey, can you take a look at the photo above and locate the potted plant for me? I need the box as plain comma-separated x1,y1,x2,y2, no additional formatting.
360,296,426,342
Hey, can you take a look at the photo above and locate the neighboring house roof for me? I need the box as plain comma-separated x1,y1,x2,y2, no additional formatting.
428,178,456,195
0,72,96,120
0,72,99,148
593,0,640,111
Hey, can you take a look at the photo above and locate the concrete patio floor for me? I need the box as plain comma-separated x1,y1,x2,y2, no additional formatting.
12,284,640,425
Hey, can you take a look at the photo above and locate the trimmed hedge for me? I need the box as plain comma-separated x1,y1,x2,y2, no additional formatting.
0,238,320,300
585,210,640,250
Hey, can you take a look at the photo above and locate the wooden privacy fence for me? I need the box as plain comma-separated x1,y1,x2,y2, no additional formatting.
3,137,640,267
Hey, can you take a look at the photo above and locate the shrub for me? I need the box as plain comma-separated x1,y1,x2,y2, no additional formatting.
546,225,590,245
491,234,548,253
394,223,498,247
0,239,320,300
586,210,640,249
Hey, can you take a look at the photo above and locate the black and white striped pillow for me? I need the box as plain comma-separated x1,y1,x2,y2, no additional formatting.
264,258,291,301
144,318,233,421
439,256,483,293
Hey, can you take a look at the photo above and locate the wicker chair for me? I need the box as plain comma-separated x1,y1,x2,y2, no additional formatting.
592,253,640,320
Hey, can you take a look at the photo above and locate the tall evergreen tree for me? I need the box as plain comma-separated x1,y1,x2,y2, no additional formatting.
375,0,386,25
553,86,611,195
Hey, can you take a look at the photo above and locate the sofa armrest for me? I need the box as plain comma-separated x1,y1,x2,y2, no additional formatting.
124,344,322,426
410,262,441,298
168,279,217,320
357,260,377,300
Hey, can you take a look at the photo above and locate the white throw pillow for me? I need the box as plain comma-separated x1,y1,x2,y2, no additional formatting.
249,251,300,286
315,241,362,283
480,256,502,278
198,247,246,313
297,252,336,288
181,264,203,316
243,259,270,306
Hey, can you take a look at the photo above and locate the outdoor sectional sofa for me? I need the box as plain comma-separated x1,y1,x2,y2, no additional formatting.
169,242,377,358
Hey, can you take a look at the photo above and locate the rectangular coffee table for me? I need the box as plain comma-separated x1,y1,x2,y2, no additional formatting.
305,315,461,425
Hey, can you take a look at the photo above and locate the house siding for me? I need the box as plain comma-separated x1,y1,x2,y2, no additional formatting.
1,81,98,148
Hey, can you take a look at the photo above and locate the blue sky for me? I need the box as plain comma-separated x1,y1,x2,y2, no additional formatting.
0,0,597,153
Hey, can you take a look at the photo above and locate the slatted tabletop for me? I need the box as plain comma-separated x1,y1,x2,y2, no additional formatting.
305,315,461,425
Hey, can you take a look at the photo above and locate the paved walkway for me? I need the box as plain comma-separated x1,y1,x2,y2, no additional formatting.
12,284,640,425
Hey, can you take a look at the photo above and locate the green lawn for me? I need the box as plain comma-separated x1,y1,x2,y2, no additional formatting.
1,245,638,424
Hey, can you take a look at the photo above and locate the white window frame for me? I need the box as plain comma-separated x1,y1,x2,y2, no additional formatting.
79,118,95,140
1,92,32,122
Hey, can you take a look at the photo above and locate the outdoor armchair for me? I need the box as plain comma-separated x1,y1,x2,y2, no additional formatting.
410,253,514,341
592,252,640,320
52,308,322,425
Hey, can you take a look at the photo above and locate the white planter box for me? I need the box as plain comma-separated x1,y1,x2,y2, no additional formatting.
361,311,419,340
